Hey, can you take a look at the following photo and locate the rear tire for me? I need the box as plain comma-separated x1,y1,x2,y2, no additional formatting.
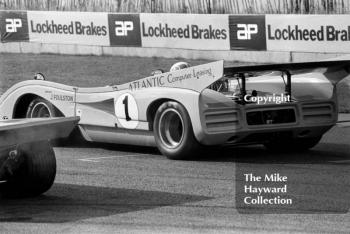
26,97,56,118
264,136,322,152
153,101,201,160
1,141,56,198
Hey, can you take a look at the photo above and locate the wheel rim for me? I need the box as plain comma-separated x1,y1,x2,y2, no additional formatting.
30,102,52,118
158,108,184,149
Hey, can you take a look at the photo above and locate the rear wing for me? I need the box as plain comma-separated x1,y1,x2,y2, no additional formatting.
224,60,350,84
0,117,79,148
223,60,350,100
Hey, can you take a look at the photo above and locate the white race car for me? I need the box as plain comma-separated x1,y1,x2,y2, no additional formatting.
0,60,349,160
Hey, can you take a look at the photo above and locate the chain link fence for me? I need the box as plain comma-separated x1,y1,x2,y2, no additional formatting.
0,0,349,14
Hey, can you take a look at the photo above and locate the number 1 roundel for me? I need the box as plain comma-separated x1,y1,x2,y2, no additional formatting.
115,93,139,129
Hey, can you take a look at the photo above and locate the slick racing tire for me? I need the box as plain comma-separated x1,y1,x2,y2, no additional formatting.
264,136,322,152
1,141,56,198
153,101,201,160
26,97,56,118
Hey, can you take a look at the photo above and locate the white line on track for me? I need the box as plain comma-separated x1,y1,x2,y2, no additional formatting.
78,154,150,162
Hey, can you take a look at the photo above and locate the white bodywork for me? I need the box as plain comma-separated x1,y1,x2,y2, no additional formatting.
0,60,348,147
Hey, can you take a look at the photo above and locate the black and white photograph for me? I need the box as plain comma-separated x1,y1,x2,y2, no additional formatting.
0,0,349,233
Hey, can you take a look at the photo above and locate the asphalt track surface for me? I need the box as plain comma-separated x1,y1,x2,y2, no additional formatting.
0,125,349,233
0,54,349,233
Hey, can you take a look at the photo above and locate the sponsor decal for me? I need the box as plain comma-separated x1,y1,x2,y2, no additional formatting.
127,66,214,91
140,14,230,50
116,61,224,93
266,15,350,53
229,15,266,51
50,94,74,102
28,11,110,46
108,14,141,46
0,11,29,42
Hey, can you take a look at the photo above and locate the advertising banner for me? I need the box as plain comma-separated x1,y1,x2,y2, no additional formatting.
229,15,266,51
266,15,350,53
140,13,230,50
108,13,141,47
27,11,110,46
0,11,29,42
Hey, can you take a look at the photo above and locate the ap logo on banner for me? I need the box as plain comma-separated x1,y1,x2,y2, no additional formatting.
114,21,133,36
0,11,29,42
229,15,266,51
108,14,141,46
6,18,22,32
237,24,258,40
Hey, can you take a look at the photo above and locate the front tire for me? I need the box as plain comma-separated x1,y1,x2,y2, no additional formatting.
1,141,56,198
26,97,56,118
153,101,201,160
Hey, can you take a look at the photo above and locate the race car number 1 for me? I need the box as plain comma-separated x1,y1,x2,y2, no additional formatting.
115,93,139,129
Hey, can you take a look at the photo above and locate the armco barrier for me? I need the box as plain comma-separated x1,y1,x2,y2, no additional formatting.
1,10,350,63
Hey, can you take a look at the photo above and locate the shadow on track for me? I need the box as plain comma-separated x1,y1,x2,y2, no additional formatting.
196,142,350,165
0,183,211,223
198,126,350,164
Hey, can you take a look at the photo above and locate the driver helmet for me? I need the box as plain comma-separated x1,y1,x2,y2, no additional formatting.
170,62,191,72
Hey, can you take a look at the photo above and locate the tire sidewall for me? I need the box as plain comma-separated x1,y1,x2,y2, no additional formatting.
26,97,56,118
153,101,199,160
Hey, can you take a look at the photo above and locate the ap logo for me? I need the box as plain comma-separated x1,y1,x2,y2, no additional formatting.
0,11,28,42
237,24,258,40
5,18,22,32
108,14,141,46
229,15,266,51
115,21,133,36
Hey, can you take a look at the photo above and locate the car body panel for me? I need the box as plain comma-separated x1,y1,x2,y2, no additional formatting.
0,117,79,148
